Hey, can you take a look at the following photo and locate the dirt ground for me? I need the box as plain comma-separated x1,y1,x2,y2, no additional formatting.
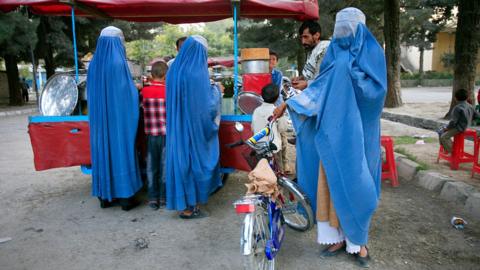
1,115,480,270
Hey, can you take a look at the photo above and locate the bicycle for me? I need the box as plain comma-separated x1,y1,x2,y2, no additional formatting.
228,120,314,270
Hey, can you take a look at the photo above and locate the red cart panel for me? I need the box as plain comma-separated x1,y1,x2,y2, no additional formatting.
28,116,91,171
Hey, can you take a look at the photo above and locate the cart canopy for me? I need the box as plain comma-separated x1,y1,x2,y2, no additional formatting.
0,0,318,23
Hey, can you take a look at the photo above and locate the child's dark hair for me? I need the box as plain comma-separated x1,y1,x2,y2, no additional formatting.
261,83,279,104
151,61,168,79
269,50,279,61
455,89,468,101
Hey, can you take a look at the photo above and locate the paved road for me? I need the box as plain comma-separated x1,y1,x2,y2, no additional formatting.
1,115,479,270
401,87,453,103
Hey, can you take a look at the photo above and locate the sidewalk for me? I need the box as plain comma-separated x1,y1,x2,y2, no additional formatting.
380,86,480,219
0,103,38,117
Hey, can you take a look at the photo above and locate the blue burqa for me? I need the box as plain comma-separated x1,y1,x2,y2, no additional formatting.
287,23,387,245
87,29,142,201
165,36,222,211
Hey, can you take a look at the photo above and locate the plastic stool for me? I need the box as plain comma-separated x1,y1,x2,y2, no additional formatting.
471,131,480,177
381,136,399,187
437,129,477,170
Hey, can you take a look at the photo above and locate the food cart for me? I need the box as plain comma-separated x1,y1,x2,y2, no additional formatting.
0,0,318,174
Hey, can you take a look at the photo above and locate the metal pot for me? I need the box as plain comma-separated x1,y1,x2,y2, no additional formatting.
242,60,269,74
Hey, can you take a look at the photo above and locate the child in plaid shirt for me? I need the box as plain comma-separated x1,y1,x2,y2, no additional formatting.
142,61,168,210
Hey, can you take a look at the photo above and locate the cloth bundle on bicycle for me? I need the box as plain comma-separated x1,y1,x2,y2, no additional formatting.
246,158,279,199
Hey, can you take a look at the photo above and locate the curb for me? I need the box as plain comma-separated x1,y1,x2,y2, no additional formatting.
0,107,38,118
394,153,480,220
382,111,445,131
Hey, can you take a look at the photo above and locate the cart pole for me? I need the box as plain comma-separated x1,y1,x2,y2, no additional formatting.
233,3,239,114
71,6,81,115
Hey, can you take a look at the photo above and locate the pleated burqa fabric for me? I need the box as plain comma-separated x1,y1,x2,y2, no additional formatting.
87,27,142,201
287,21,387,245
165,36,222,211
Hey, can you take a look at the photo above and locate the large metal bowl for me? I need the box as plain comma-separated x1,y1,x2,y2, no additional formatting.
39,74,79,116
242,60,269,74
237,91,264,114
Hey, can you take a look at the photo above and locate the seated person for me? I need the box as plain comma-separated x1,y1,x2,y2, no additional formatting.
438,88,480,153
252,83,288,172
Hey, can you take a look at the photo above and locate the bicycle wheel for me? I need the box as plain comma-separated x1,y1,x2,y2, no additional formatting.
277,176,314,231
241,206,275,270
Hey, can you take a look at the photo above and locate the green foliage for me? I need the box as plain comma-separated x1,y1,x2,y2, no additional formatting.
401,71,453,80
126,39,160,69
440,52,455,70
221,77,234,98
0,12,38,57
236,0,385,74
152,21,233,59
393,136,436,144
400,0,443,50
18,66,32,80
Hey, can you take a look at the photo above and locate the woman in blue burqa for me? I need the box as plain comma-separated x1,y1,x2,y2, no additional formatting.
274,8,386,267
165,35,222,219
87,26,143,211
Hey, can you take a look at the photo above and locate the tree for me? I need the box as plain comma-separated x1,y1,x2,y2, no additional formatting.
34,16,161,79
384,0,403,108
35,17,72,78
126,39,159,71
236,0,385,74
400,1,444,84
446,0,480,116
0,11,38,105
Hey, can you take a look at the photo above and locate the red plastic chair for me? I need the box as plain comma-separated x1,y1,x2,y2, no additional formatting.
471,131,480,177
437,129,477,170
381,136,399,187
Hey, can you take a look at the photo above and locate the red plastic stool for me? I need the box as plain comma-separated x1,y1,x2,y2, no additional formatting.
437,129,477,170
381,136,399,187
471,131,480,177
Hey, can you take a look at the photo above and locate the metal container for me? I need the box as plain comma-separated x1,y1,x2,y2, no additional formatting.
242,60,269,74
237,91,263,114
39,74,78,116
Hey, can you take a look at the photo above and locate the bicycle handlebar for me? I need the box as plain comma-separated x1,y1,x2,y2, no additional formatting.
225,117,276,154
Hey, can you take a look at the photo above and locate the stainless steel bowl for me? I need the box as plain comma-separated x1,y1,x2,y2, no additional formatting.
242,60,269,74
237,91,264,115
39,74,78,116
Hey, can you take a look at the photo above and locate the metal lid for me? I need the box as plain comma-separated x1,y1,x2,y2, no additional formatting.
39,74,78,116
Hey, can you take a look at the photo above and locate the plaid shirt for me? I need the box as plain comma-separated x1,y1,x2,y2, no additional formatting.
142,82,166,136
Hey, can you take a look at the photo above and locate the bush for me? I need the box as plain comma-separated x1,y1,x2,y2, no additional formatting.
221,77,234,98
441,53,455,70
400,71,453,80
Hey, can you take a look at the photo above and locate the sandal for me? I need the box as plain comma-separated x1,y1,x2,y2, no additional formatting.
355,247,370,268
319,242,346,258
148,200,159,210
179,208,209,219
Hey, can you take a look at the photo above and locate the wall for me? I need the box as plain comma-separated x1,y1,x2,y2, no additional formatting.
432,32,456,72
401,46,433,72
432,31,480,74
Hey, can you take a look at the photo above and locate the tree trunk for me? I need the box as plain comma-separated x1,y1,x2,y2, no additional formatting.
446,0,480,117
419,46,424,86
4,54,23,106
383,0,403,108
37,17,56,79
